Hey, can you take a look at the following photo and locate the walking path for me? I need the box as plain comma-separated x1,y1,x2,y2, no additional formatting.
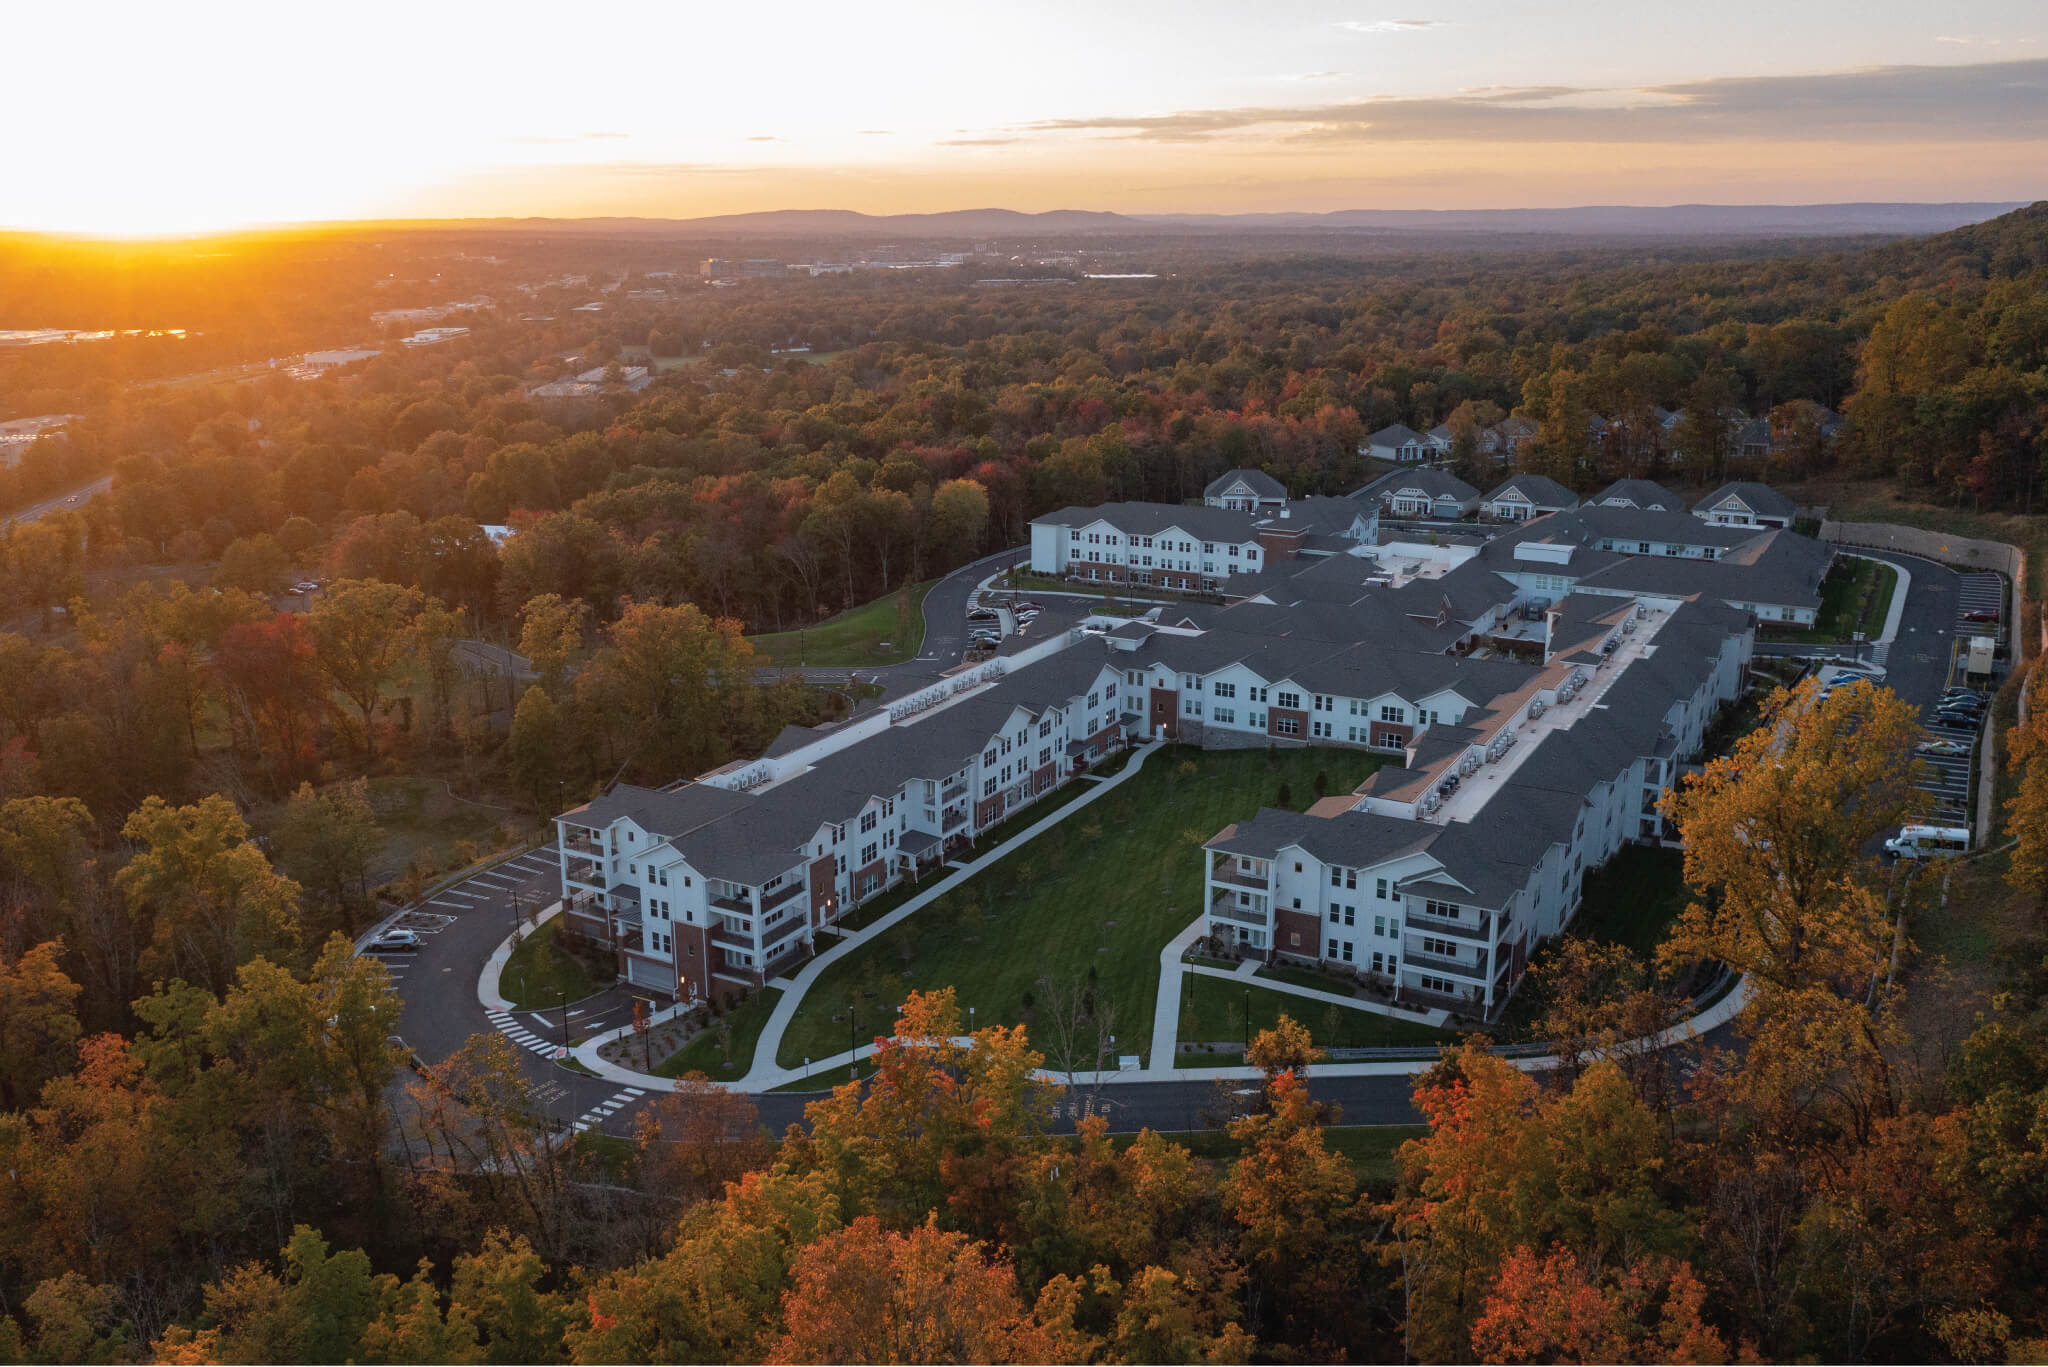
567,739,1170,1090
1141,919,1207,1075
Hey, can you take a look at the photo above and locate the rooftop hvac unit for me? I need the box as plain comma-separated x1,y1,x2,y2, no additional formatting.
1529,698,1547,718
1460,754,1480,776
1622,618,1637,635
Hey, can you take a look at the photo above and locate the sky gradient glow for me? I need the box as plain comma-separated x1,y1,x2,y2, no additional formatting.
6,0,2045,233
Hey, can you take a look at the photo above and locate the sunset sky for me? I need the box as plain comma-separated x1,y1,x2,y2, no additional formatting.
8,0,2046,234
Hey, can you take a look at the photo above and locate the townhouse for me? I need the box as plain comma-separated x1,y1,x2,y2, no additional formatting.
1354,468,1482,520
1203,467,1288,513
1692,480,1798,529
1480,473,1579,521
1592,478,1685,512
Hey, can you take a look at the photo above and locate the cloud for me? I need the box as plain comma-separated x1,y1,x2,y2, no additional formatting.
1293,71,1346,80
940,137,1022,147
1337,19,1442,33
857,129,893,135
746,135,785,142
503,131,631,145
1015,58,2048,145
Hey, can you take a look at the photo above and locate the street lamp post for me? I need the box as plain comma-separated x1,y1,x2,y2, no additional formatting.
848,1004,859,1080
1242,987,1250,1058
555,988,570,1050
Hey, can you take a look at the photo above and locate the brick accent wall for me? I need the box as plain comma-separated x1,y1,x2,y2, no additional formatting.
1148,687,1180,738
1274,908,1322,959
808,853,837,927
1266,707,1309,740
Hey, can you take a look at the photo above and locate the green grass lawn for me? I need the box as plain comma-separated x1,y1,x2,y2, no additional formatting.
1797,555,1898,642
1177,975,1452,1056
500,917,602,1010
775,746,1389,1070
749,580,934,667
1567,844,1694,960
655,988,783,1080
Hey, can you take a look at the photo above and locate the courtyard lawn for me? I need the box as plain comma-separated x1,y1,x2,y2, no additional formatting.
500,917,601,1011
1798,556,1899,643
654,988,782,1080
748,580,934,667
1175,976,1454,1057
1565,843,1693,960
775,746,1389,1070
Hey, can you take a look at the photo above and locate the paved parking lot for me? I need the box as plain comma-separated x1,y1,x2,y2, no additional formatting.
364,845,667,1138
1954,572,2006,647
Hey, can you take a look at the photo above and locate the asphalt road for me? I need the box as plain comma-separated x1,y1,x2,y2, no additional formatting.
3,474,111,526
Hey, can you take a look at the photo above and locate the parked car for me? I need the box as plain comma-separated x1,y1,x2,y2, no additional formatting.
368,929,421,953
1934,713,1980,730
1016,600,1043,611
1963,608,2001,622
1917,739,1970,756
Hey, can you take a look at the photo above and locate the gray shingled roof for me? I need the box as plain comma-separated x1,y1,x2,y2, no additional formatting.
1203,467,1286,501
1695,481,1798,521
1592,479,1684,512
1483,474,1579,509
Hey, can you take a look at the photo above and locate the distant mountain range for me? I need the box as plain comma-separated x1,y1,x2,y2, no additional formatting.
464,202,2034,239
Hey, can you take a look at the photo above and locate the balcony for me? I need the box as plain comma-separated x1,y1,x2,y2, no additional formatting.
942,782,966,803
1403,947,1489,982
711,924,753,953
760,880,806,914
561,836,602,860
710,894,752,916
1405,908,1494,944
1208,891,1271,928
942,807,968,832
762,912,808,948
1209,864,1270,892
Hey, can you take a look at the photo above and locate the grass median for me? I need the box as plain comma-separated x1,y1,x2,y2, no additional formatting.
775,745,1389,1070
500,917,600,1010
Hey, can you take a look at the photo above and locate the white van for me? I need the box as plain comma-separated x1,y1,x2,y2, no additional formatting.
1884,825,1971,860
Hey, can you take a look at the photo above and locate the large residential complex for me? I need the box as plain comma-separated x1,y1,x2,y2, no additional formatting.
556,476,1815,1021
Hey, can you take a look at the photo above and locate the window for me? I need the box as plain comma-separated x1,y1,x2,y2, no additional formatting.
860,842,878,866
1380,704,1405,723
1213,707,1236,725
1328,938,1341,959
1420,936,1455,958
1419,974,1455,995
1312,720,1332,738
1276,691,1300,710
1376,877,1389,899
1423,898,1460,920
1329,867,1343,887
1214,681,1237,699
1275,717,1300,736
860,810,877,833
1373,914,1387,936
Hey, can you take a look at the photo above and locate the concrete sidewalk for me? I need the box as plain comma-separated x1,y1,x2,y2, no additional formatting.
569,739,1169,1090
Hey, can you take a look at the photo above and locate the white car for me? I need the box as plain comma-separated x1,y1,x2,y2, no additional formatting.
368,929,422,952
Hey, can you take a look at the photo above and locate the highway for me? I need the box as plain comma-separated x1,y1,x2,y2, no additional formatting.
3,474,110,526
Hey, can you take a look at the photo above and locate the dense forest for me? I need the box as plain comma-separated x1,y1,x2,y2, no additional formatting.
1,206,2047,1362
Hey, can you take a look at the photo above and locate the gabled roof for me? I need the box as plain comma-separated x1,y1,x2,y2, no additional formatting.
1694,481,1797,520
1592,478,1684,512
1483,474,1578,509
1203,467,1286,501
1354,468,1480,505
1031,501,1262,541
1367,423,1424,446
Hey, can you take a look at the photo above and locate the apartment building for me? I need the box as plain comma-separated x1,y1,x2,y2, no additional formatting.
559,479,1788,1020
1028,496,1376,592
556,649,1130,1000
1479,474,1579,521
1199,595,1752,1017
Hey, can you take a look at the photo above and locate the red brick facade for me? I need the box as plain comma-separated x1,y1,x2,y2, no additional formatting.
808,852,837,927
1148,687,1179,738
1266,707,1309,740
1373,721,1414,749
1274,908,1322,959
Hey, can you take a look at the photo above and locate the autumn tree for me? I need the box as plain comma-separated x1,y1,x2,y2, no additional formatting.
272,780,381,935
517,593,588,698
1469,1247,1728,1365
306,578,426,762
765,1217,1092,1365
0,937,83,1110
574,599,766,781
116,793,305,994
2003,700,2048,909
507,685,564,815
1658,677,1922,995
